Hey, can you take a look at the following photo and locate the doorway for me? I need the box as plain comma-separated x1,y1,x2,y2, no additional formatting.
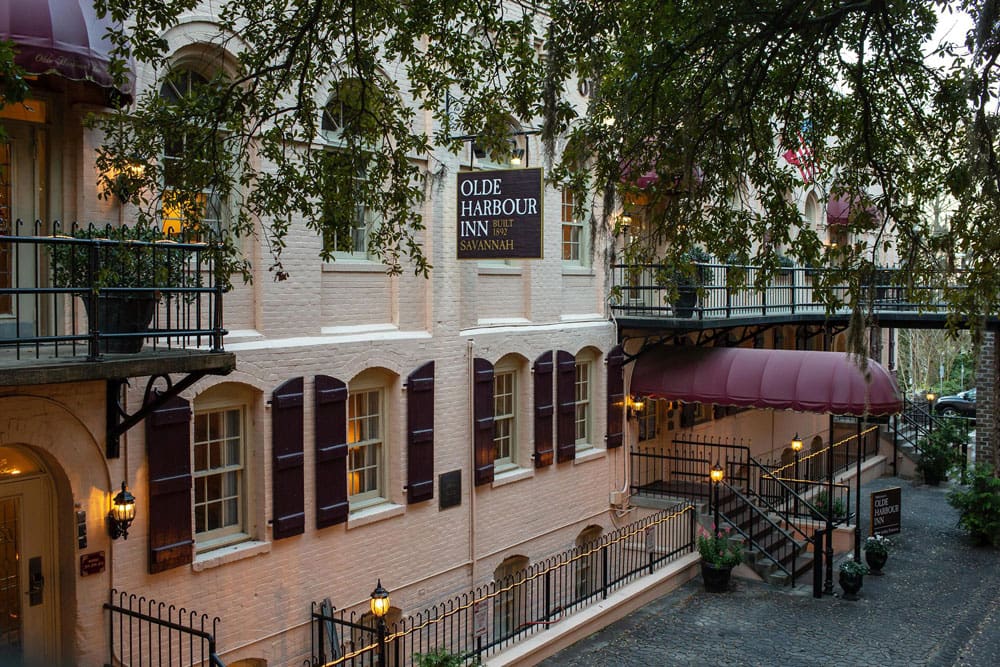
0,446,59,667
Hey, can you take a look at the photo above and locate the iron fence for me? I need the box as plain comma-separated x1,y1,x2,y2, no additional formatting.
104,589,224,667
309,503,696,666
630,436,751,501
0,219,225,361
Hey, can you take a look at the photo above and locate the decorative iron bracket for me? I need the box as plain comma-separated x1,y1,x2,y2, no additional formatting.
106,372,209,458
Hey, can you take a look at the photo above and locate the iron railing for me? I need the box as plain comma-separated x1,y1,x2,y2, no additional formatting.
630,436,751,501
309,503,696,666
610,262,949,320
0,219,225,361
104,589,224,667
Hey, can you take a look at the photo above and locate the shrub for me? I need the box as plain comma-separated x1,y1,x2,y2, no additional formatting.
916,421,964,484
948,464,1000,547
697,526,743,568
414,649,469,667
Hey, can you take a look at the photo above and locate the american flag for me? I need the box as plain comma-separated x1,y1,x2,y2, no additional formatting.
783,123,816,184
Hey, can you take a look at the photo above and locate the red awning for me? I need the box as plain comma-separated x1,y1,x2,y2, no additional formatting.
631,346,902,416
827,194,879,227
0,0,133,93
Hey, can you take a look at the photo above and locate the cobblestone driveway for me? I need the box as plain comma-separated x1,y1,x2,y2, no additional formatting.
542,477,1000,667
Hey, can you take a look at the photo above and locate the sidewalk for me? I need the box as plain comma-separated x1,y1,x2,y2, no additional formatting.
541,476,1000,667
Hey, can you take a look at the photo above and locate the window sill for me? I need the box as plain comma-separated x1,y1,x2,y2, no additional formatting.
574,447,606,465
347,502,405,529
192,540,270,572
322,259,385,273
492,466,534,488
561,265,594,276
477,264,522,276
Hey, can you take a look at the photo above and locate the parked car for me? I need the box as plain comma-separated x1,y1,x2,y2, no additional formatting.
934,388,976,418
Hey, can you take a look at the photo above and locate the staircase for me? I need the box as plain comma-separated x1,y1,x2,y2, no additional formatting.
714,486,815,587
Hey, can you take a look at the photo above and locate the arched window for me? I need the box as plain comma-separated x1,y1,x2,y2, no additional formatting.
318,77,391,260
158,66,226,236
575,525,604,598
493,555,529,639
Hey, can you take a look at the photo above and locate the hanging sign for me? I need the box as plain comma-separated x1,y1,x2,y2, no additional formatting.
870,487,901,536
457,168,544,260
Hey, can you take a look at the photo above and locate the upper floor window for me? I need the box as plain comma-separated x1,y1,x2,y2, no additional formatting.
561,188,585,264
159,67,225,236
318,150,373,259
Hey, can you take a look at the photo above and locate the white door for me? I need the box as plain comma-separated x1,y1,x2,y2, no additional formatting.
0,474,58,667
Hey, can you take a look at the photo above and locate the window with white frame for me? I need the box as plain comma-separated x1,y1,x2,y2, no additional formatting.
159,67,225,237
493,369,516,469
574,359,592,448
637,399,658,442
319,78,384,260
348,387,384,508
561,187,585,263
193,405,246,546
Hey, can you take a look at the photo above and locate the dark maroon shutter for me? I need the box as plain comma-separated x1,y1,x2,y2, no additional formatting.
315,375,348,529
680,402,696,429
272,377,305,539
407,361,435,503
473,357,495,486
606,345,625,449
146,394,193,574
533,351,554,467
556,350,577,462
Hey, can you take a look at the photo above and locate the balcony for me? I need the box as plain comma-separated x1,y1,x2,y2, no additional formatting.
0,222,234,387
610,262,965,331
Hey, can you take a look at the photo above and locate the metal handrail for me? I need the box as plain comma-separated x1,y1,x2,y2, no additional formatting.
717,480,800,580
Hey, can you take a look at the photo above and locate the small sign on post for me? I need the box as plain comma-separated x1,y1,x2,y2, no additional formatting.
473,599,489,639
870,487,901,536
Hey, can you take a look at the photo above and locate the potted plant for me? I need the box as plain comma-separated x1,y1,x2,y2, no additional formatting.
838,555,868,600
811,491,847,522
863,534,892,575
916,424,963,486
672,246,712,318
49,223,193,353
697,526,743,592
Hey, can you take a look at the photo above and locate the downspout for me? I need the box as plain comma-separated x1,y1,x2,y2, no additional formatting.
468,338,477,584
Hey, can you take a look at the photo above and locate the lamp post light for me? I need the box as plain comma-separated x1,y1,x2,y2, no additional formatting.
791,434,803,518
926,391,936,434
370,579,390,667
710,462,725,536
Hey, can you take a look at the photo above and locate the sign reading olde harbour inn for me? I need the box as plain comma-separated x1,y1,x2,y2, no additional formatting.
457,168,544,259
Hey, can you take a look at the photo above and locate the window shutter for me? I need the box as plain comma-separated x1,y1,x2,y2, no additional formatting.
680,402,696,429
473,357,495,486
533,351,554,468
314,375,348,529
272,377,305,539
407,361,435,503
606,345,625,449
146,393,193,574
556,350,577,462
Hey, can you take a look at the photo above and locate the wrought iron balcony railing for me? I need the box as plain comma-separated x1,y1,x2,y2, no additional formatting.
0,220,226,364
610,262,952,323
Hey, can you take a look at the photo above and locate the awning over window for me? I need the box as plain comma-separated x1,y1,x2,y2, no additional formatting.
0,0,133,93
631,346,902,416
827,194,879,227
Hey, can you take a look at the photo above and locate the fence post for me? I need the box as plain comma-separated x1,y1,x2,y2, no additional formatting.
601,544,609,600
87,240,101,360
812,529,823,598
544,569,552,622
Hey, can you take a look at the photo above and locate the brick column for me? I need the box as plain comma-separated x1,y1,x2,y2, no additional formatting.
975,332,997,467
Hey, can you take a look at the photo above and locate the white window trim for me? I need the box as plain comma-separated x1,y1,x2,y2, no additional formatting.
493,367,517,469
574,359,593,450
561,188,587,266
192,400,251,552
347,384,387,510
